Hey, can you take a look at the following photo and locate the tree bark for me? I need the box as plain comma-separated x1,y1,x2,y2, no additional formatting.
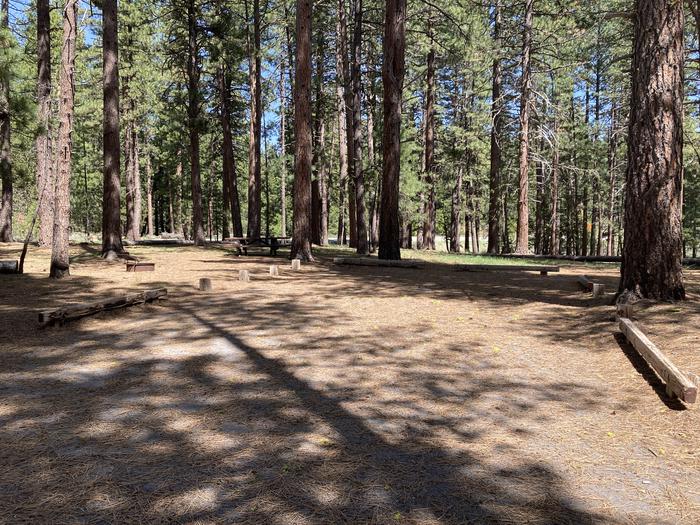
550,113,560,255
101,0,123,259
487,0,502,254
125,122,142,241
0,0,12,242
36,0,53,247
145,145,154,236
606,103,617,256
279,55,288,237
620,0,685,300
450,166,463,252
378,0,406,260
515,0,533,254
351,0,368,254
187,0,205,245
219,63,242,237
291,0,314,261
421,36,436,251
246,0,262,238
50,0,77,278
335,0,349,245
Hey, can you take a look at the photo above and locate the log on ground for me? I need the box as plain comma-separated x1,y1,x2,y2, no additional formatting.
0,260,19,274
454,264,559,274
38,288,168,327
619,317,697,403
333,257,424,269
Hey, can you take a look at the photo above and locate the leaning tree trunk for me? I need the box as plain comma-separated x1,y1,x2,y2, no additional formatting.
515,0,533,254
0,0,13,242
247,0,262,238
291,0,314,261
378,0,406,260
487,0,502,254
187,0,206,245
50,0,77,278
620,0,685,300
36,0,53,247
101,0,123,259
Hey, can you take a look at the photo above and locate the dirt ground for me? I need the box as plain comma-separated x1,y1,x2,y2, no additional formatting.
1,243,698,525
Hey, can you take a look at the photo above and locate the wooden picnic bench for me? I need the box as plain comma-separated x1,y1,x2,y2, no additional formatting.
223,237,292,256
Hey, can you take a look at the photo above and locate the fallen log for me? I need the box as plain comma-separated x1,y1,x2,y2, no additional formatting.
490,253,700,266
0,260,19,274
577,275,605,296
455,264,559,275
618,317,697,403
333,257,424,269
38,288,167,327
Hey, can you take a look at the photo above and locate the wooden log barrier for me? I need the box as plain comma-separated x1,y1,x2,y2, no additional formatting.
454,264,559,275
618,317,697,403
577,275,605,297
0,260,19,274
38,288,167,327
332,257,424,269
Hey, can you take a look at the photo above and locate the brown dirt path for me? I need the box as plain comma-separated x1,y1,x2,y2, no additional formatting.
0,243,698,524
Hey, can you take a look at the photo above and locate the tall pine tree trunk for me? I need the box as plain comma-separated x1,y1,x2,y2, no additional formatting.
422,37,436,251
450,166,463,252
101,0,123,259
515,0,533,254
187,0,205,245
279,56,288,237
378,0,406,260
36,0,53,247
550,113,560,255
606,104,617,256
335,0,349,244
487,0,502,254
620,0,685,300
291,0,314,261
219,63,242,237
0,0,12,242
50,0,77,278
351,0,367,254
247,0,262,238
145,145,154,236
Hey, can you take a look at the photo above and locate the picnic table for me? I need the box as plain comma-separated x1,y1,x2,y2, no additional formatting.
223,237,292,256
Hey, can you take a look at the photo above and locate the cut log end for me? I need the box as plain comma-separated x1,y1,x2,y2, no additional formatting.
270,265,279,277
199,278,212,291
239,270,251,282
291,259,301,271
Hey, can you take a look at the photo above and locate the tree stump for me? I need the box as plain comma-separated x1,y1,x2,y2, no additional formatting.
270,265,279,277
199,278,212,291
617,303,635,319
239,270,250,282
291,259,301,271
592,283,605,297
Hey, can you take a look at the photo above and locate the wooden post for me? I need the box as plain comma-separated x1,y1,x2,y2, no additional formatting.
291,259,301,271
270,265,279,277
239,270,250,282
592,283,605,297
199,278,212,291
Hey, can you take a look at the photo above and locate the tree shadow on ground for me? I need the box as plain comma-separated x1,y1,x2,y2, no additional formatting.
0,276,619,524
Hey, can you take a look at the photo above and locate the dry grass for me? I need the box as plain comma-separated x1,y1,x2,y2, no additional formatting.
0,242,698,524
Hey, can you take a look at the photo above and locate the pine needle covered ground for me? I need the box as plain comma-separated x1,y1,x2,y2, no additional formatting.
1,243,698,524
